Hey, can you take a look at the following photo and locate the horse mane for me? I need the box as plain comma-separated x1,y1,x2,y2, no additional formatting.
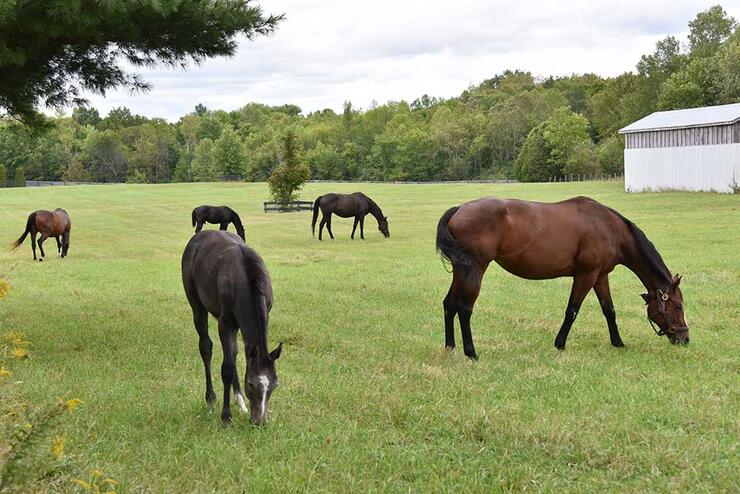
239,244,271,353
607,207,672,285
366,197,383,219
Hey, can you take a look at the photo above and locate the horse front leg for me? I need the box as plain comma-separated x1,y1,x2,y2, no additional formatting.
554,271,599,350
593,274,624,347
218,320,238,425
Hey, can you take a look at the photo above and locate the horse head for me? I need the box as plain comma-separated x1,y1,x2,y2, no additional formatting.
245,343,283,425
641,274,689,344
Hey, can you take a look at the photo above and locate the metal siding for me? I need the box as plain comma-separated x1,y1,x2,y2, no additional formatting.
624,143,740,193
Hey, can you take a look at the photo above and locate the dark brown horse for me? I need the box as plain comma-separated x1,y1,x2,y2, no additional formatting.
311,192,389,240
182,230,282,426
11,209,71,261
192,205,245,241
436,196,688,359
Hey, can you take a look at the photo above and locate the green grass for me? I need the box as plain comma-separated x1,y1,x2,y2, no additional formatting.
0,181,738,493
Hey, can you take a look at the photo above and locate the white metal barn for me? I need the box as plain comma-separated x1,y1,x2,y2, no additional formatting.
618,102,740,193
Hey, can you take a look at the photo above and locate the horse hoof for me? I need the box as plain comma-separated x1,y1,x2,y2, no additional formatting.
38,258,43,262
554,342,565,351
465,352,479,361
612,341,625,348
445,345,455,352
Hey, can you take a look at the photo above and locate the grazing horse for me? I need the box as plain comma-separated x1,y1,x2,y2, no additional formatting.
436,196,689,359
311,192,389,240
182,230,282,426
192,205,245,241
11,209,71,261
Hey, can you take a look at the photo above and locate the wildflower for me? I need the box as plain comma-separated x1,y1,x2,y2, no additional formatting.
71,479,92,490
52,434,66,460
0,279,10,299
0,367,11,378
11,347,28,359
63,398,83,411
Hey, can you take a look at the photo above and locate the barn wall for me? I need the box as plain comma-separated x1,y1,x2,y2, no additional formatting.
624,143,740,193
624,123,738,149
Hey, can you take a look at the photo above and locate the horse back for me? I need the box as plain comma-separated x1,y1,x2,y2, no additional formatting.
182,231,264,320
449,197,628,278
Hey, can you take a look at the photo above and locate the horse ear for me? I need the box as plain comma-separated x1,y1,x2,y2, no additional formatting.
270,342,283,361
672,274,682,288
641,293,650,304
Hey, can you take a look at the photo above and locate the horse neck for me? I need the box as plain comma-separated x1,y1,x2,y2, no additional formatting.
620,238,672,293
367,200,383,222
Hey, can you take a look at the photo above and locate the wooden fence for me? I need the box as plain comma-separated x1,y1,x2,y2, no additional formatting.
263,200,314,213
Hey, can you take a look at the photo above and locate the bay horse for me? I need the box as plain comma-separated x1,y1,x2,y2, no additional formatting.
182,230,282,426
311,192,389,240
436,196,689,359
192,205,245,241
11,209,71,261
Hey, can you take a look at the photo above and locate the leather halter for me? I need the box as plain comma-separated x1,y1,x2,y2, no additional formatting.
644,286,679,336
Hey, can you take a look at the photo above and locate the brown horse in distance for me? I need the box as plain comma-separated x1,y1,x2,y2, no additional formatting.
311,192,389,240
11,209,72,261
436,196,689,359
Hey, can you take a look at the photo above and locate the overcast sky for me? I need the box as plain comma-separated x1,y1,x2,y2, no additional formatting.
83,0,740,120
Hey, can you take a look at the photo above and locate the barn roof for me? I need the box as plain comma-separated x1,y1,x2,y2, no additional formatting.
618,102,740,134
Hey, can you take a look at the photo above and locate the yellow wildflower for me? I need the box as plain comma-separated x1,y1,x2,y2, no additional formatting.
71,479,92,490
11,347,28,359
52,435,66,460
0,279,10,299
63,398,83,411
0,367,11,378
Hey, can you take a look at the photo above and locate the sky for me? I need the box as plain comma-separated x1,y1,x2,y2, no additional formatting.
82,0,740,121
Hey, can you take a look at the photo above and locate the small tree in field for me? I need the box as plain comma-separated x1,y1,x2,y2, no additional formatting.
268,130,310,204
14,166,25,186
0,164,6,186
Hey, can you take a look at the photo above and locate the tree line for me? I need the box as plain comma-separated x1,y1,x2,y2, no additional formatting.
1,5,737,185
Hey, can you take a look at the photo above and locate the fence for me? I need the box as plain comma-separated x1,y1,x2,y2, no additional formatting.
549,173,623,183
263,200,314,213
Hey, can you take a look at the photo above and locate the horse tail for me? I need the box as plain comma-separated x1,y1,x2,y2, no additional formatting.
11,212,36,251
436,206,477,279
311,196,322,236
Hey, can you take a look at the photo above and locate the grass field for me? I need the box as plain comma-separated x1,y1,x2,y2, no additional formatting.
0,181,738,493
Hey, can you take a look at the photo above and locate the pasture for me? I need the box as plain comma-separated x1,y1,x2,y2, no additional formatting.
0,181,738,492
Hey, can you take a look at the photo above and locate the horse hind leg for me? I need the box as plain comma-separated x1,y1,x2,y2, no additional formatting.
593,274,624,347
449,265,486,360
30,231,38,261
192,303,216,412
325,214,335,240
443,282,459,350
56,237,62,257
351,217,359,239
554,271,599,350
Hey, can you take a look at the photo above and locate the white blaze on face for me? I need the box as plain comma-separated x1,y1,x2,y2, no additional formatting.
258,374,270,417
